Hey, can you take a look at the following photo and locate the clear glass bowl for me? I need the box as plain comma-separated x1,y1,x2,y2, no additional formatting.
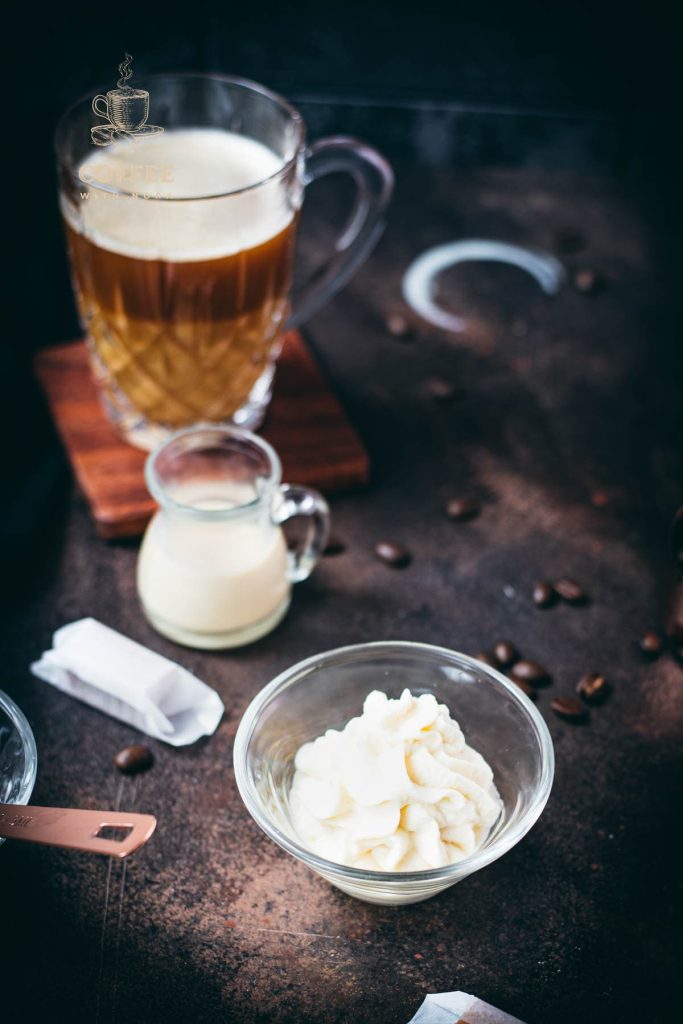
234,642,554,905
0,690,38,847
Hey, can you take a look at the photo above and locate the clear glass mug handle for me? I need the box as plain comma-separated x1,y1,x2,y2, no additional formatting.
287,136,394,329
271,484,330,583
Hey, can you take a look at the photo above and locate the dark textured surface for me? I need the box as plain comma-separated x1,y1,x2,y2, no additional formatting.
1,160,682,1024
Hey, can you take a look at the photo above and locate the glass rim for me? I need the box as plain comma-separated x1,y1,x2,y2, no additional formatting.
145,424,283,521
233,640,555,885
0,689,38,808
55,71,306,202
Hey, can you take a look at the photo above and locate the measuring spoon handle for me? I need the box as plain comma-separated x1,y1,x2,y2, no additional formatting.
0,803,156,858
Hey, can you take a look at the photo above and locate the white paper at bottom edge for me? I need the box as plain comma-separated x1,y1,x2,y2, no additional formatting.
406,991,526,1024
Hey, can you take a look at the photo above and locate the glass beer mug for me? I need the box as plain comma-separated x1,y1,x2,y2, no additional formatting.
55,73,393,450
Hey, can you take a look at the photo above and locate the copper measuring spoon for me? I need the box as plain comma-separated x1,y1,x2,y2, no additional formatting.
0,802,156,858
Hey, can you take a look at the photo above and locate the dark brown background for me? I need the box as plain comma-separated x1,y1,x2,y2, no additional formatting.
1,4,682,1022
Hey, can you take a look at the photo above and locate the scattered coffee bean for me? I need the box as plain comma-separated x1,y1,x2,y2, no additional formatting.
493,641,519,667
323,535,346,556
474,651,499,668
511,677,538,701
385,310,413,340
639,630,664,658
573,268,604,296
511,659,550,686
532,581,556,608
374,541,411,568
554,577,588,605
577,672,609,704
114,745,154,776
550,696,588,722
446,497,480,522
426,377,457,402
554,227,585,254
591,490,610,507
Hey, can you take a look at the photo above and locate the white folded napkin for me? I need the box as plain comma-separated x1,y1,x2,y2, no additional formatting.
407,992,525,1024
31,618,224,747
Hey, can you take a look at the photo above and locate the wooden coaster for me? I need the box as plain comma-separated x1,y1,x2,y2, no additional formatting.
34,332,369,539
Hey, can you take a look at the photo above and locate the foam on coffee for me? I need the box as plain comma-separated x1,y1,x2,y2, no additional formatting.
70,129,295,262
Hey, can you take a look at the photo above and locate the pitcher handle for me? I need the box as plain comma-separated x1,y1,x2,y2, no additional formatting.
271,484,330,583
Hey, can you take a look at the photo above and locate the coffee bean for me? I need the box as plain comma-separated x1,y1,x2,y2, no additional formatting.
577,672,609,704
114,745,154,776
474,651,499,668
493,641,519,667
511,677,538,701
511,659,550,686
554,227,585,254
374,541,411,568
532,581,556,608
446,497,480,522
550,696,588,722
554,577,588,605
639,630,664,658
323,535,346,556
591,490,610,507
573,268,604,295
385,311,413,340
426,378,457,402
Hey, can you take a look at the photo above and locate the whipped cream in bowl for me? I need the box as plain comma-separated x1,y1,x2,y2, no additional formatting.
290,689,501,872
234,642,554,905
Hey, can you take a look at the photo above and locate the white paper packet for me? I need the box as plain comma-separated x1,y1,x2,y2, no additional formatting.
31,618,224,747
406,991,526,1024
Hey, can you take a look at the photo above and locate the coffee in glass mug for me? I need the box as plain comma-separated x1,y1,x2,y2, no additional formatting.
56,74,393,450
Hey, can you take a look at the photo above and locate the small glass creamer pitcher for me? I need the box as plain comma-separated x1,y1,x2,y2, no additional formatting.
137,425,330,649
